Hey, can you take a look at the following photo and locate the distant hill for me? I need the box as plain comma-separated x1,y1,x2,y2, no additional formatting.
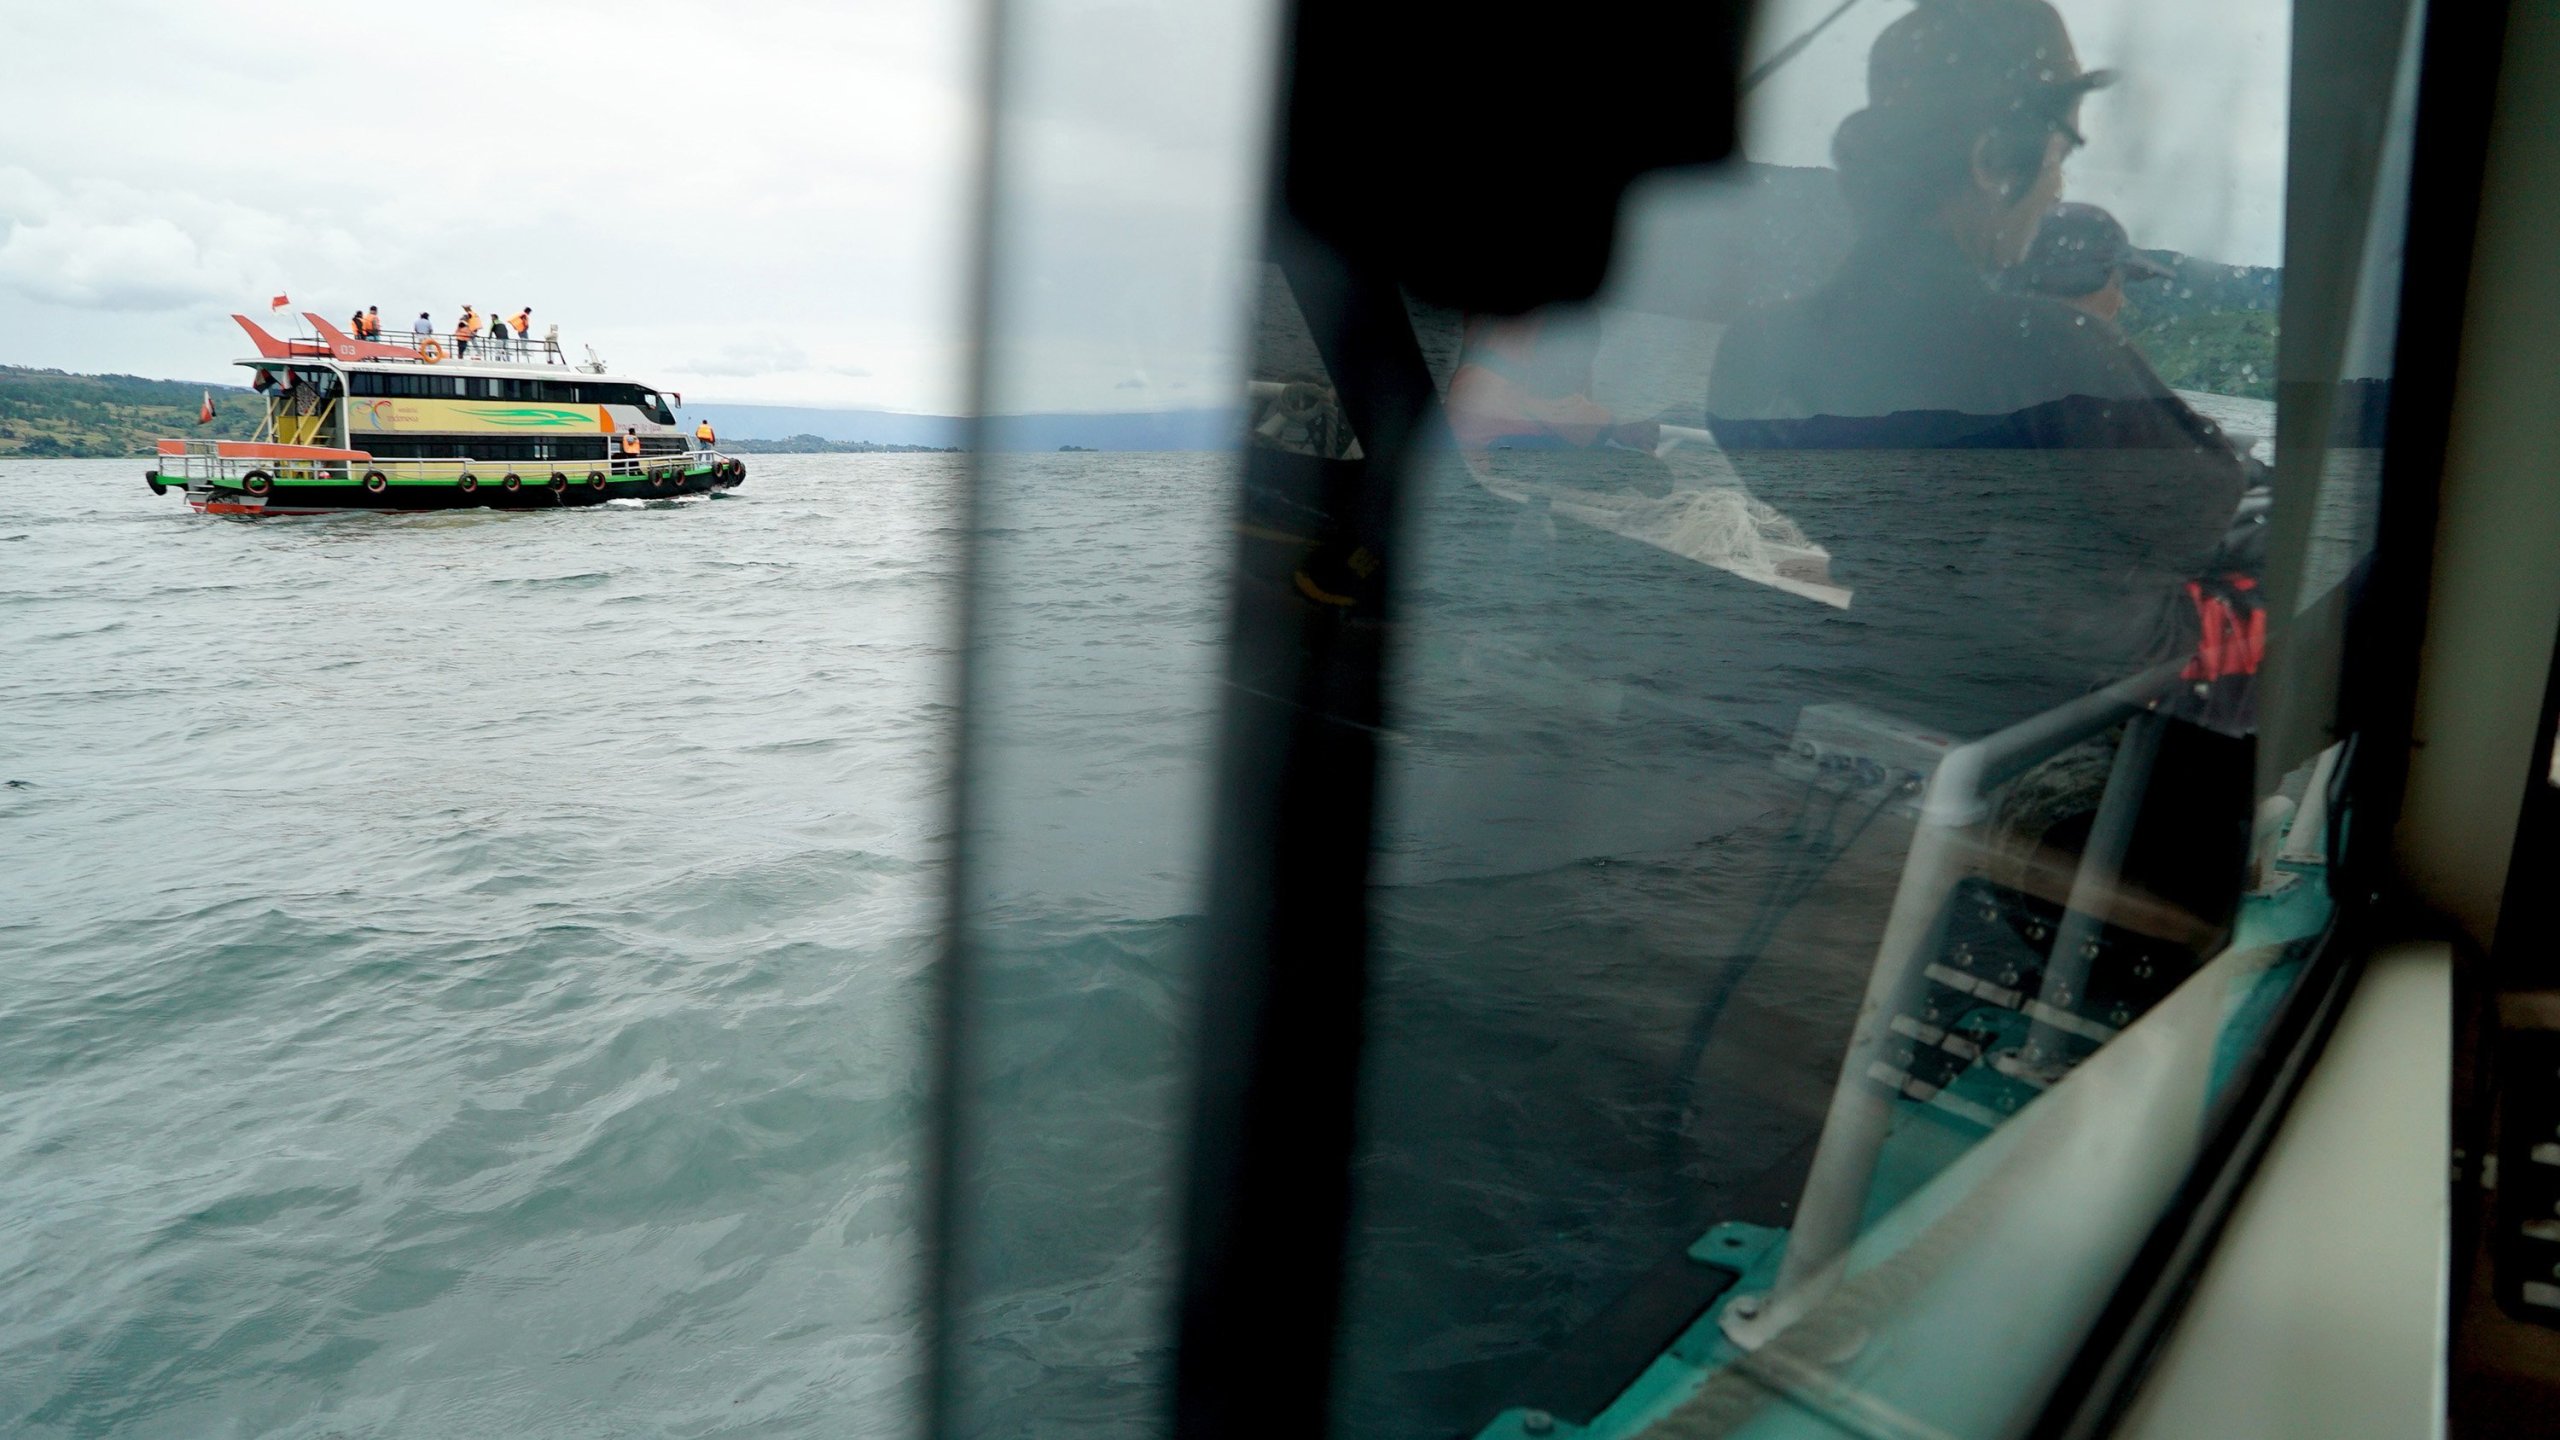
722,434,959,455
0,366,266,458
2120,254,2280,400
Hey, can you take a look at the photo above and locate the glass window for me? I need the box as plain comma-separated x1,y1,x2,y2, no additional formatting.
1310,3,2420,1438
933,0,2435,1436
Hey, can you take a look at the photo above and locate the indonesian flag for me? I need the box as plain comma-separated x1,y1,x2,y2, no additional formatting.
198,390,216,425
270,294,290,312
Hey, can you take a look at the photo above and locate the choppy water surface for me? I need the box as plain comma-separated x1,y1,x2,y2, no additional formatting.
0,443,2380,1440
0,457,1000,1438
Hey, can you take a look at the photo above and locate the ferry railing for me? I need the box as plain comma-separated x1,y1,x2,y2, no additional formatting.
378,329,571,366
1718,661,2190,1353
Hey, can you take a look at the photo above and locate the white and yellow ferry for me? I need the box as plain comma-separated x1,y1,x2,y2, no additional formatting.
144,310,744,514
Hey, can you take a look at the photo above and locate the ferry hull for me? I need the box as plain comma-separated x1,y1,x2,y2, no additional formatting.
166,462,745,516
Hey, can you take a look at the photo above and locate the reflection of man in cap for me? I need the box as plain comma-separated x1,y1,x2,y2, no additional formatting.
1708,0,2214,444
1704,0,2253,738
2015,202,2173,324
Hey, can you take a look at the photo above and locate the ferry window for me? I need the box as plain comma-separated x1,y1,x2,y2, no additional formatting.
1282,3,2425,1438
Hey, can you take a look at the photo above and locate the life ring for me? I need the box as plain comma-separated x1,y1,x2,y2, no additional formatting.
456,473,480,494
588,472,611,492
417,339,444,363
552,474,573,494
243,469,274,495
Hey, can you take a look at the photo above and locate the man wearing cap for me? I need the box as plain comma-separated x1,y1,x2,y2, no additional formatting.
1704,0,2250,740
2014,201,2173,324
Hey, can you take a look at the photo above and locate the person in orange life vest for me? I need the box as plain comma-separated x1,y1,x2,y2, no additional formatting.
618,427,644,474
349,310,366,340
1446,312,1660,454
454,306,479,358
694,418,716,451
513,308,532,344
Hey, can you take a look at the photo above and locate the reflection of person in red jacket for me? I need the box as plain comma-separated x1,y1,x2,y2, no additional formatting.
1446,313,1659,453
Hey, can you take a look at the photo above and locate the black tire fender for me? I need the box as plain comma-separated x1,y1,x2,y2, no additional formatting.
145,471,166,496
589,472,611,492
242,469,274,496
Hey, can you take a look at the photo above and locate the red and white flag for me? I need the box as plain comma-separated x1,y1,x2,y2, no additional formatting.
269,293,290,312
198,390,216,425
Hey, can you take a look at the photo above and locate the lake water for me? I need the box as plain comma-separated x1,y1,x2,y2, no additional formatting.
0,456,978,1437
0,443,2373,1440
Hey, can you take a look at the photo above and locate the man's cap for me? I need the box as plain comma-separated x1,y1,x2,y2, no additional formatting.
1867,0,2112,125
2017,201,2173,296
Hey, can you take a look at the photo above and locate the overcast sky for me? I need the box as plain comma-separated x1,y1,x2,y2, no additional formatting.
0,0,2287,415
0,0,979,411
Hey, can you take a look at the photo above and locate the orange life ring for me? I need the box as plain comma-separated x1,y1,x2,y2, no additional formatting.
417,339,445,364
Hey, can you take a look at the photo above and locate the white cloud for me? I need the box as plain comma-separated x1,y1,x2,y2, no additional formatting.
0,0,979,411
0,168,370,312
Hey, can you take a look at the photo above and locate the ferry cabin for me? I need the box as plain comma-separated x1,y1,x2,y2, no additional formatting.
259,358,691,470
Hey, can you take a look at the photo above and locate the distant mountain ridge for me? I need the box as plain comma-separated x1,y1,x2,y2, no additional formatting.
0,366,266,458
0,365,1244,459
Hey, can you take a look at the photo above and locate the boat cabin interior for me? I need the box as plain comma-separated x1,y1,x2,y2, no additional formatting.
919,0,2560,1436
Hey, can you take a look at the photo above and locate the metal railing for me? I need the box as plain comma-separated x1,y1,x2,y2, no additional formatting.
380,326,570,366
1718,662,2189,1352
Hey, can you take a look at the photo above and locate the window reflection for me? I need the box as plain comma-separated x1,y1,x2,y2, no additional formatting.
1319,1,2349,1435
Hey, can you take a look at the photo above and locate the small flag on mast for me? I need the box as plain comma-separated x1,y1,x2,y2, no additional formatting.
198,390,216,425
270,294,290,312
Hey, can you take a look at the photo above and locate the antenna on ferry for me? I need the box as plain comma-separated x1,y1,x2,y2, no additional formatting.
582,344,608,375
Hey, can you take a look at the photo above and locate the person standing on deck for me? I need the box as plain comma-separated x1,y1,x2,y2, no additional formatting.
694,418,716,452
366,306,383,340
618,426,644,474
349,310,366,340
454,306,479,358
513,308,533,351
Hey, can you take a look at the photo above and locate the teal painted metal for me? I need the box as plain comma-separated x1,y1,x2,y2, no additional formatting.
1471,868,2335,1440
1477,1225,1794,1440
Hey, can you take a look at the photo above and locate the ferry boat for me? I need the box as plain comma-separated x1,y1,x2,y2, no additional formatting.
141,311,745,515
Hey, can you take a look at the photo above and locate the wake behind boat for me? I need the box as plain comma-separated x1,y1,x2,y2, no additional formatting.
143,310,745,515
